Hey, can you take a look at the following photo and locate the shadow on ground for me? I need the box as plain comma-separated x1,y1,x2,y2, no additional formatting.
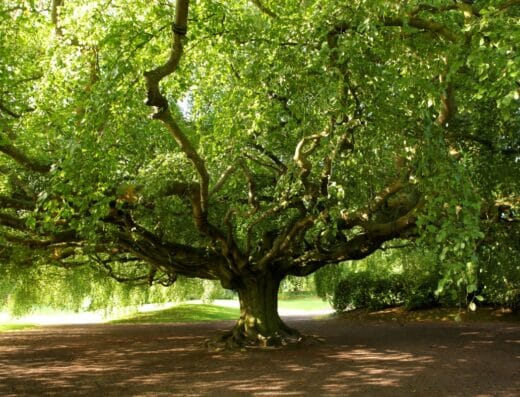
1,317,519,396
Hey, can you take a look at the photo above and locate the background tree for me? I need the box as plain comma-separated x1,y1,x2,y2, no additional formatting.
0,0,518,347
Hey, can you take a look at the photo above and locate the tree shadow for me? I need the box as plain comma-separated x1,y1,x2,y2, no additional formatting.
0,319,518,396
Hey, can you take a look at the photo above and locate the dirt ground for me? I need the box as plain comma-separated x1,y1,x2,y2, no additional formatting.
0,315,519,396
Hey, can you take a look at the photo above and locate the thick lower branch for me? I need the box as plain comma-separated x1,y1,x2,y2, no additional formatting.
284,199,422,276
114,230,225,280
0,143,51,173
0,196,34,210
0,213,30,231
383,16,458,42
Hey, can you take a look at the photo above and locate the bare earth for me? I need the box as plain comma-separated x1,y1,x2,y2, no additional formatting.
1,315,519,396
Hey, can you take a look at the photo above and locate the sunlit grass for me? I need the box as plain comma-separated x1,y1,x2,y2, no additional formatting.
111,297,332,324
110,303,240,324
0,296,332,327
0,323,36,332
278,296,331,311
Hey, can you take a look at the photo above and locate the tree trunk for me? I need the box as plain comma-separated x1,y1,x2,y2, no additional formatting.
208,273,303,349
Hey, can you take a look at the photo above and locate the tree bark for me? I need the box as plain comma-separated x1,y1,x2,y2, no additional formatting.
207,273,303,349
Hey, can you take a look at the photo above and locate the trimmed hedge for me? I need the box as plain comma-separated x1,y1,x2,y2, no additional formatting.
332,270,441,312
332,271,404,312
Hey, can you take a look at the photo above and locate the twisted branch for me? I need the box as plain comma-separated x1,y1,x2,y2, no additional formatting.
143,0,210,227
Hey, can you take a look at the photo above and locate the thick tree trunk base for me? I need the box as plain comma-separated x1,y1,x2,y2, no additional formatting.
204,275,323,351
204,321,323,351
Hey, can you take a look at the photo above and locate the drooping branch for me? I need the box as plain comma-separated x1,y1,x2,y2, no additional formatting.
2,227,80,251
103,191,241,284
358,202,422,238
114,227,227,281
328,12,461,44
99,260,150,285
90,252,171,286
285,198,422,277
285,232,389,276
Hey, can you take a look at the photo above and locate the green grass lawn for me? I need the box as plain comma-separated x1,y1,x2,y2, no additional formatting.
0,323,36,332
0,297,330,327
110,303,240,324
278,296,331,311
111,297,330,324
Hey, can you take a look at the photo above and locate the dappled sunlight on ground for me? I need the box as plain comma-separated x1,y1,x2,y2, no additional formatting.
1,319,519,396
322,349,435,394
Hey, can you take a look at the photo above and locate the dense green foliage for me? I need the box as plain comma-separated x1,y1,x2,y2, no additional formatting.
326,249,447,312
478,220,520,310
324,242,519,312
0,0,518,343
0,265,231,317
333,271,404,312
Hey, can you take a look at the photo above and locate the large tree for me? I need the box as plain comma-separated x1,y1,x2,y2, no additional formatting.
1,0,518,347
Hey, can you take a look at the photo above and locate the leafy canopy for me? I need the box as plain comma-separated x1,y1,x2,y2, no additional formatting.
0,0,518,313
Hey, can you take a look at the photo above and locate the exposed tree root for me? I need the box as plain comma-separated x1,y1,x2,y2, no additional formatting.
204,323,324,352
